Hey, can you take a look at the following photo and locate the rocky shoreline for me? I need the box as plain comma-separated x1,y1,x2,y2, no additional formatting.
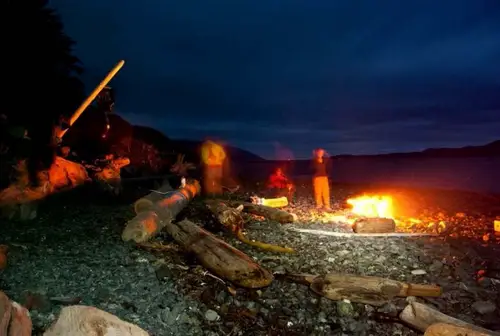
1,184,499,335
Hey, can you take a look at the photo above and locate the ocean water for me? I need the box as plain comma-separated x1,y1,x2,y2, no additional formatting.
235,156,500,194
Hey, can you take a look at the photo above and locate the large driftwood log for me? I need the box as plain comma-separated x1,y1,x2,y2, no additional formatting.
122,180,201,243
133,180,174,214
424,323,492,336
205,200,294,253
164,219,273,288
279,273,441,306
352,217,396,233
227,201,296,224
400,302,500,335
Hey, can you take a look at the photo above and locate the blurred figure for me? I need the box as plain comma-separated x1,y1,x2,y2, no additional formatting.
268,167,295,199
201,140,226,195
312,148,331,210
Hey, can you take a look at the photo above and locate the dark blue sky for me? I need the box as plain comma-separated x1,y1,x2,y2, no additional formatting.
51,0,500,159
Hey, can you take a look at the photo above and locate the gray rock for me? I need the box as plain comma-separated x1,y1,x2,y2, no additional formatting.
429,260,443,273
204,309,220,321
411,269,427,275
471,301,496,315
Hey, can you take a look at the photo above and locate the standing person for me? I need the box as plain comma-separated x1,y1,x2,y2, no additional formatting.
201,140,226,196
311,148,331,211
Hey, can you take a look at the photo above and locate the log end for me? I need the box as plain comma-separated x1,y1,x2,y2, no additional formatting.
121,211,160,243
134,199,154,214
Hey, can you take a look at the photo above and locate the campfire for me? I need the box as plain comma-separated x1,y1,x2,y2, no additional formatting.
346,195,393,219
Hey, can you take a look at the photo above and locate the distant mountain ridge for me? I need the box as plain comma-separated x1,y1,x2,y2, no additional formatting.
107,114,264,163
334,140,500,159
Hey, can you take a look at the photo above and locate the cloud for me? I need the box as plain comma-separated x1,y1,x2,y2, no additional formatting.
51,0,500,158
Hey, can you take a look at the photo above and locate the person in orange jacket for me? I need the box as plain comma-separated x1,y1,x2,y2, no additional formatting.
201,140,227,195
311,148,331,210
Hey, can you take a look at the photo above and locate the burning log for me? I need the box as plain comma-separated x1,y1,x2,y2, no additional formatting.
424,323,492,336
164,219,273,288
400,302,500,336
227,201,296,224
122,180,200,243
279,273,442,306
205,200,295,253
133,180,174,214
352,217,396,233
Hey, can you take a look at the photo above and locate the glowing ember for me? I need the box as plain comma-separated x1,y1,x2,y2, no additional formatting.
346,195,393,219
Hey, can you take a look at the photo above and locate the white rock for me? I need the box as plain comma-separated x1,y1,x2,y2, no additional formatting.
411,269,427,275
43,305,149,336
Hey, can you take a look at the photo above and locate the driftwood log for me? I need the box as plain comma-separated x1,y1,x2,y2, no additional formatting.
0,291,32,336
0,156,90,220
280,273,442,306
424,323,492,336
205,200,294,253
133,180,174,214
288,227,437,238
0,291,10,335
352,217,396,233
400,302,500,335
227,201,296,224
164,219,273,288
122,180,201,243
43,305,149,336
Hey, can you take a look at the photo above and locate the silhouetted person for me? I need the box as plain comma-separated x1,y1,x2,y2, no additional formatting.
311,148,331,210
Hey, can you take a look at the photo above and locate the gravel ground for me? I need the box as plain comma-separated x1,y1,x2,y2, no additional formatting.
1,183,500,335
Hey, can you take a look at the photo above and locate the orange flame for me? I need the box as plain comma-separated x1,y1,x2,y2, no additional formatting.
346,195,393,218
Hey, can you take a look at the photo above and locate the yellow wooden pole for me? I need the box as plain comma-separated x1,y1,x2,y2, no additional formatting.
58,60,125,139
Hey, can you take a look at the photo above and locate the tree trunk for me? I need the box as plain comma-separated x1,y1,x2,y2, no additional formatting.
279,273,441,306
121,180,201,243
352,217,396,233
400,302,500,335
133,180,174,214
227,201,296,224
163,219,273,289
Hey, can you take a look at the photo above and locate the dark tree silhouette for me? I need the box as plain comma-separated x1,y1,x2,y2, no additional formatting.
1,0,85,185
